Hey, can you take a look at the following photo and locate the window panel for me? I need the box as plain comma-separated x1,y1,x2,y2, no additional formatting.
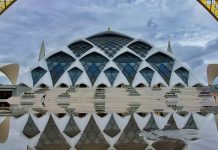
87,33,133,58
146,52,174,85
68,41,93,57
114,52,141,85
31,67,47,86
140,67,154,86
104,67,119,86
46,52,75,86
175,67,189,85
68,67,83,86
128,41,152,58
80,52,109,86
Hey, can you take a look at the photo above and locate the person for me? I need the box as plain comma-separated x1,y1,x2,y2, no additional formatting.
213,92,216,103
41,94,46,107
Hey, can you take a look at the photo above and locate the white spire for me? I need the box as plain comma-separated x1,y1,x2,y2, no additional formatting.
167,41,173,54
38,40,45,61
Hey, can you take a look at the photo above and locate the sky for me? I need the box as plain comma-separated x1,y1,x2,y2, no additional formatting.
0,0,218,84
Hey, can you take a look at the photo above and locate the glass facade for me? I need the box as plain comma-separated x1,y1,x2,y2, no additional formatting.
128,41,152,58
31,67,47,86
146,52,174,85
139,67,154,86
22,32,196,88
46,52,75,86
114,52,141,85
87,33,133,58
175,67,189,85
104,67,119,86
68,41,93,57
80,52,109,86
68,67,83,86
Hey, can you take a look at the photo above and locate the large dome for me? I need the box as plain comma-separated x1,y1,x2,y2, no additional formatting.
17,30,205,87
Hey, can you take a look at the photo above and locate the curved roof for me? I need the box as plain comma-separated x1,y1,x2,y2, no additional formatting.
18,30,205,87
207,64,218,85
0,63,19,85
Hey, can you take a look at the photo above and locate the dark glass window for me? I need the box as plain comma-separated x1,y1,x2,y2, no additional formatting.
46,52,75,86
175,67,189,85
139,67,154,86
128,41,152,58
80,52,109,86
68,41,93,57
31,67,47,86
68,67,83,86
113,52,141,85
87,33,133,58
146,52,174,85
104,67,119,86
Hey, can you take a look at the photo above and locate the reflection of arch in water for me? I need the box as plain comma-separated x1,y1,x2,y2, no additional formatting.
0,117,10,143
207,64,218,85
0,64,19,85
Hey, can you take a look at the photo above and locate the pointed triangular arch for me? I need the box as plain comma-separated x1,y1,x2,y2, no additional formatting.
103,114,120,137
23,115,40,138
175,67,189,86
143,114,159,131
163,114,178,130
114,52,142,85
36,115,70,150
140,67,154,86
68,67,83,86
146,52,174,85
114,116,148,150
183,114,198,129
46,52,75,86
31,67,47,87
80,52,109,86
63,115,81,138
75,115,109,150
104,67,119,86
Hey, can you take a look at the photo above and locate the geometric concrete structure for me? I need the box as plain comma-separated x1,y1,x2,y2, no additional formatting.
36,115,70,150
0,63,19,85
0,117,10,143
17,30,205,88
207,64,218,85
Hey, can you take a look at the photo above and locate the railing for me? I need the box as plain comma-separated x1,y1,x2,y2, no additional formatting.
94,88,105,99
21,92,35,99
164,92,178,98
197,0,218,21
94,100,105,113
0,0,16,15
126,86,140,96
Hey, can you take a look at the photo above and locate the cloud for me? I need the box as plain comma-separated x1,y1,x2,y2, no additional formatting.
0,0,218,84
172,37,218,82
